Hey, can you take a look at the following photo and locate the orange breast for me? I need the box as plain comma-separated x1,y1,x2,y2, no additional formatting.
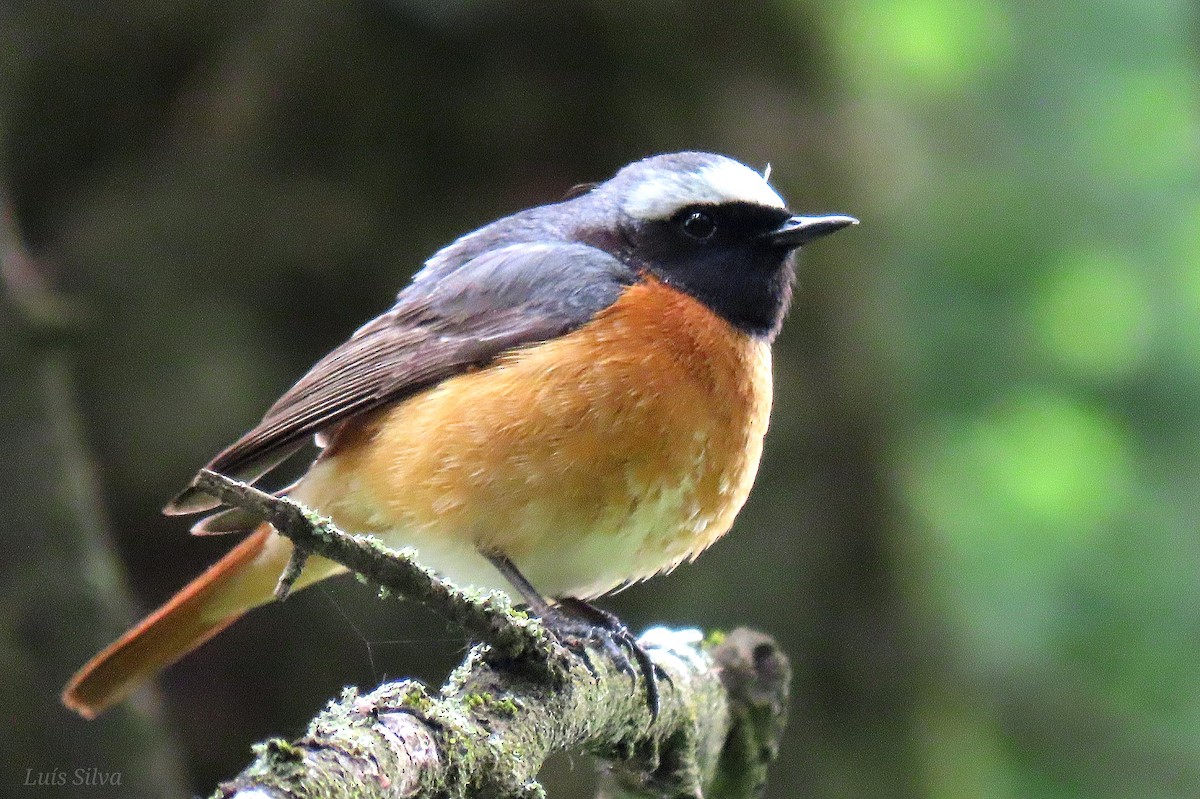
300,277,773,599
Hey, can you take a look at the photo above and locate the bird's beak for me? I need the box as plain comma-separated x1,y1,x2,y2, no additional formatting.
762,214,859,249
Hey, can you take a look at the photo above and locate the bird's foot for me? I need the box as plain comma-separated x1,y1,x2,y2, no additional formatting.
542,598,667,720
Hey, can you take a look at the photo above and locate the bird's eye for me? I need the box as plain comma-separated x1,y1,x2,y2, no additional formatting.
680,210,716,240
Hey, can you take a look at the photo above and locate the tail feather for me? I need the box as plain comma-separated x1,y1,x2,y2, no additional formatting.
62,525,280,719
190,505,268,536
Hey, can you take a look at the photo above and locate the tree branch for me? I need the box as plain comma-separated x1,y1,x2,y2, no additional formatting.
192,471,790,799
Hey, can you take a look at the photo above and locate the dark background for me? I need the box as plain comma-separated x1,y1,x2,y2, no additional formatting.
2,1,1197,797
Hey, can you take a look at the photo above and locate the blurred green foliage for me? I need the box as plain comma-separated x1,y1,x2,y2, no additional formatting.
1,0,1197,797
837,0,1200,796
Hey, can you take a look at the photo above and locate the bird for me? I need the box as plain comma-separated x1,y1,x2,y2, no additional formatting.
62,151,856,719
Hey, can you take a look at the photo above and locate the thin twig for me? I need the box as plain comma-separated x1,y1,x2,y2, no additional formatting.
273,546,310,601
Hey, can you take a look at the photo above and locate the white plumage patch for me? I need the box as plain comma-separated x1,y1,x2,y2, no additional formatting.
623,158,786,221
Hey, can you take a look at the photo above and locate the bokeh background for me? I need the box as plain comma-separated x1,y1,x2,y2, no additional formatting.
2,1,1198,797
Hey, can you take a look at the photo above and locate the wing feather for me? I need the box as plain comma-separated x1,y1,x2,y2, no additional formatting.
166,242,634,514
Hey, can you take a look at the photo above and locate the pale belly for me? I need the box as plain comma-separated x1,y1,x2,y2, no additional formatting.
290,281,774,601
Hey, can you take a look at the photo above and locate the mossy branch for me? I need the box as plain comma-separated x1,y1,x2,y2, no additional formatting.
193,470,790,799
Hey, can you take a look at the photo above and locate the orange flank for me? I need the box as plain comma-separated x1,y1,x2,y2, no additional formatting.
307,276,774,599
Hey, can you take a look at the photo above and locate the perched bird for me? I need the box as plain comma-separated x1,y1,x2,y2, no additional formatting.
62,152,856,719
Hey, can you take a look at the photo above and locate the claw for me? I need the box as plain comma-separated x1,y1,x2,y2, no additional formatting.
480,553,664,719
544,599,663,720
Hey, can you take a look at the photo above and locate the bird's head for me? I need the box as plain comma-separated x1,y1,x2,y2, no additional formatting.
581,152,857,339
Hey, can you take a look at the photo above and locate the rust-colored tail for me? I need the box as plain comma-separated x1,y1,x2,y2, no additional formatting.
63,525,280,719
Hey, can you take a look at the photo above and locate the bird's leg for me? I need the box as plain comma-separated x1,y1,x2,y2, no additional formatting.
482,552,662,719
483,552,554,616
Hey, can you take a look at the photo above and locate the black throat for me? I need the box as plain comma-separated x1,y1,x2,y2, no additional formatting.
579,203,798,340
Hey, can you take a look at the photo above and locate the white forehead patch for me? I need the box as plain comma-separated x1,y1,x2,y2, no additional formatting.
623,159,787,220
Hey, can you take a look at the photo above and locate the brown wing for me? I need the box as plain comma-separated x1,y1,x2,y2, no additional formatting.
166,242,636,514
